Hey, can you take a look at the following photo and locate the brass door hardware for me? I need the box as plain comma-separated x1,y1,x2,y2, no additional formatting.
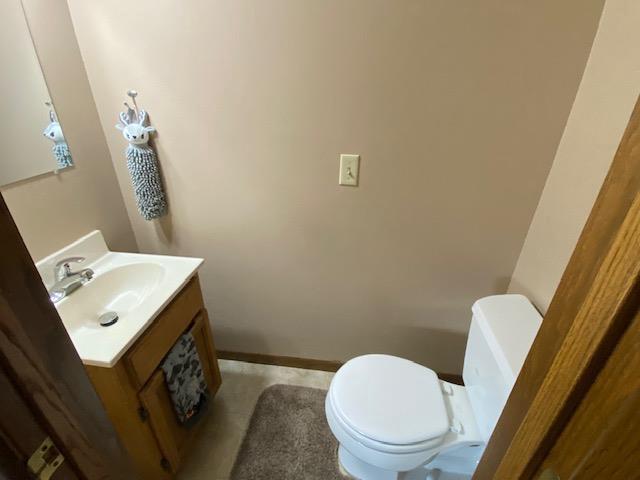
27,437,64,479
538,468,560,480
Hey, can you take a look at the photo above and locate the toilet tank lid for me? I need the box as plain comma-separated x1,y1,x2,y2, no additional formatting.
472,294,542,384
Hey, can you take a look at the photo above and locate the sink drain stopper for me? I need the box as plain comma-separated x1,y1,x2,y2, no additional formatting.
99,311,119,327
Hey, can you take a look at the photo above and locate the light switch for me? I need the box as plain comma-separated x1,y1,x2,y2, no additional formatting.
339,154,360,186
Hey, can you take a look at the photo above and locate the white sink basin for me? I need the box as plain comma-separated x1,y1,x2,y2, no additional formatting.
36,231,203,367
57,263,165,332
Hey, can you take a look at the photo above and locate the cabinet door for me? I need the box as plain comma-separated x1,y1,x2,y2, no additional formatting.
138,369,187,472
138,311,222,472
192,309,223,396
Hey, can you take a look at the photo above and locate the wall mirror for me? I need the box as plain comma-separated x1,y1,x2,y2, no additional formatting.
0,0,74,187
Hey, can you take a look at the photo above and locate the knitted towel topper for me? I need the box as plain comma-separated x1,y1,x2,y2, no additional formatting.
116,90,167,221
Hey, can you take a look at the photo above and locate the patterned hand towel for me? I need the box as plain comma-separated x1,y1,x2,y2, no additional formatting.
161,333,209,427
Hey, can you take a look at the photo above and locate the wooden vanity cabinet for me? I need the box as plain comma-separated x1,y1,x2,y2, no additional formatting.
85,275,222,479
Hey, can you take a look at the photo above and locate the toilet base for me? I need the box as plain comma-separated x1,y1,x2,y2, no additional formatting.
337,445,472,480
339,445,402,480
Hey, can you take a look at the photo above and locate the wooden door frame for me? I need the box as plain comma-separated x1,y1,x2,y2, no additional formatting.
535,300,640,478
475,98,640,479
0,195,137,479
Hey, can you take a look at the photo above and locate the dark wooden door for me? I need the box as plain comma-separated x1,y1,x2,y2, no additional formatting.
0,193,138,479
0,366,79,479
0,435,32,480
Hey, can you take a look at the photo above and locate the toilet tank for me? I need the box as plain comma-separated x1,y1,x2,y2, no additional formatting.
462,294,542,441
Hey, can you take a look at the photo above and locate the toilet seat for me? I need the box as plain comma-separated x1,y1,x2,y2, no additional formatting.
329,355,450,448
327,391,446,455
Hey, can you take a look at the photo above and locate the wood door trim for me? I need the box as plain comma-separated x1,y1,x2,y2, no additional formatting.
218,350,343,372
475,97,640,478
0,194,136,479
496,191,640,477
217,350,464,384
536,305,640,478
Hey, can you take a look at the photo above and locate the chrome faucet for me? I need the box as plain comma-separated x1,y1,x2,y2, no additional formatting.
49,257,94,303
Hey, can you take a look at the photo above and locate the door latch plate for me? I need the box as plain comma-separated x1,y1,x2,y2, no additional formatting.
538,468,560,480
27,437,64,479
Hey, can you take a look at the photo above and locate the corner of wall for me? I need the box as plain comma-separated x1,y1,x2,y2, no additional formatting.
507,0,640,313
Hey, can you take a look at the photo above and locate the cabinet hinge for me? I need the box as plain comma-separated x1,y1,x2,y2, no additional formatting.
138,406,149,422
27,437,64,480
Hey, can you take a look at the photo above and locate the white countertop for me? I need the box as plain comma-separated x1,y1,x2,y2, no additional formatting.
36,231,203,367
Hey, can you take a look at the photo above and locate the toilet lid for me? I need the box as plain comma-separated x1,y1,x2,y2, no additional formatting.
330,354,450,445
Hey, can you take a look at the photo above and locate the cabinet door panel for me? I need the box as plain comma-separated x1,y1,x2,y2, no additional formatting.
139,369,188,472
192,310,222,396
138,311,221,472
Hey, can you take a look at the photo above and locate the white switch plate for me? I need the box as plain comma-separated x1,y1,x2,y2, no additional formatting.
339,154,360,186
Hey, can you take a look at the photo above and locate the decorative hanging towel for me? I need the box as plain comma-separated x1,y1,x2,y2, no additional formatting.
115,90,167,220
43,103,73,169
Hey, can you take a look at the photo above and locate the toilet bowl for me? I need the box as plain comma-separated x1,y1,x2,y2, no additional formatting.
325,355,484,479
325,294,542,480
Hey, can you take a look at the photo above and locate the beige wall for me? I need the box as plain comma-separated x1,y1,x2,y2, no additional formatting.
1,0,136,261
509,0,640,313
67,0,603,373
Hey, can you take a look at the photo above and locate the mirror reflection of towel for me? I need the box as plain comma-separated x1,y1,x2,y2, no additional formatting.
161,332,209,427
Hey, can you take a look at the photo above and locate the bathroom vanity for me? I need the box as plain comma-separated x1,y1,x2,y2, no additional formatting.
36,231,222,479
86,275,221,478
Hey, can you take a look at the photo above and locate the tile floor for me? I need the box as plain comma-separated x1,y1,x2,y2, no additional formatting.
178,360,335,480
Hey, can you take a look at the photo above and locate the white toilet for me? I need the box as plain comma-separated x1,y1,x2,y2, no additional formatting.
325,294,542,480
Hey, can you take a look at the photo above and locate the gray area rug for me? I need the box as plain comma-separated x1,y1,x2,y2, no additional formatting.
230,384,347,480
